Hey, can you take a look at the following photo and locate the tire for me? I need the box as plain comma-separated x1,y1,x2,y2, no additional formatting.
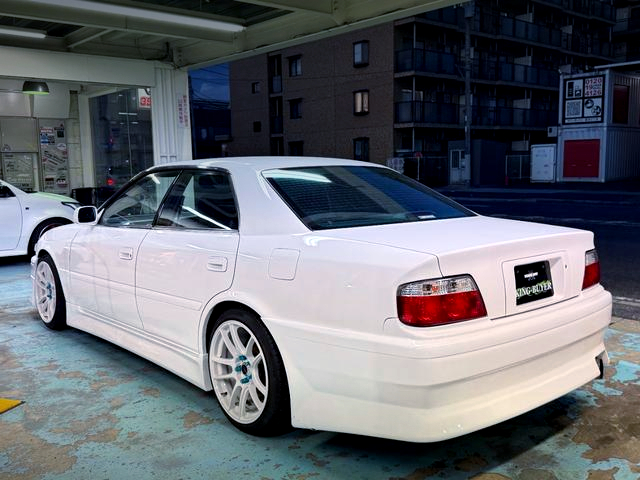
208,308,291,436
34,254,67,330
28,219,70,256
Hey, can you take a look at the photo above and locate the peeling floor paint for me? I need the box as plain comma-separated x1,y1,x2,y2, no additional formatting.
1,261,639,480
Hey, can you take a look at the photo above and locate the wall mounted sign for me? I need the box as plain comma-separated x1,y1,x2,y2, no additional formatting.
563,75,604,124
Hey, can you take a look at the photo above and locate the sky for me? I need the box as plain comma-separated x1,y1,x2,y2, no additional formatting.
189,63,230,104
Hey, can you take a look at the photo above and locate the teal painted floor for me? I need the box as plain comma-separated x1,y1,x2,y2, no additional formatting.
1,258,639,480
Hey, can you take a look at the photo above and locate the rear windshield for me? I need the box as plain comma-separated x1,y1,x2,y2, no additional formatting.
264,166,473,230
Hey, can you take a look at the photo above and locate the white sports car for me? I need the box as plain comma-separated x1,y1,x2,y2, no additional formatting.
32,157,611,442
0,179,78,257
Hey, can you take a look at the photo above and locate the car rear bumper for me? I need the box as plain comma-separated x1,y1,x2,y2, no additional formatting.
267,286,612,442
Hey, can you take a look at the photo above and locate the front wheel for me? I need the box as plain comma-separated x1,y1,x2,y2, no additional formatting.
208,309,291,436
34,254,67,330
28,219,69,256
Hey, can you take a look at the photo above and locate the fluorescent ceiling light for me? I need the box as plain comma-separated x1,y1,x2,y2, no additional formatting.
47,0,244,32
0,26,47,39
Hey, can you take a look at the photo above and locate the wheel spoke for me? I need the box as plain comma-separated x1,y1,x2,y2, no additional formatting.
248,385,265,409
238,385,251,418
245,336,256,356
229,324,245,354
211,355,235,367
212,371,235,381
228,383,242,410
221,327,239,357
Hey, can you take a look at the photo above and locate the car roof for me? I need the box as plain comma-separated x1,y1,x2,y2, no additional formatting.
149,156,386,174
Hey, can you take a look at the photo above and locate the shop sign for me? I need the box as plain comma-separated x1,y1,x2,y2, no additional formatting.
563,75,604,124
138,88,151,109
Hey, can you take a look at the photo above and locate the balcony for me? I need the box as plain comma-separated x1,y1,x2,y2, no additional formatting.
417,8,613,59
395,101,557,129
473,105,558,128
395,101,460,124
395,49,457,75
477,61,559,88
396,49,559,88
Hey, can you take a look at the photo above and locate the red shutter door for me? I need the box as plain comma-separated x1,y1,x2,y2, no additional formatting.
563,139,600,177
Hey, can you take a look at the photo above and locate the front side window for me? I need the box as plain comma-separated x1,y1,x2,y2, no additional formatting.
100,171,179,228
157,170,238,230
264,166,472,230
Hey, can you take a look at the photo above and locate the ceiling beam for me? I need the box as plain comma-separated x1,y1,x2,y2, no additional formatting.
237,0,334,15
0,0,243,42
182,0,461,68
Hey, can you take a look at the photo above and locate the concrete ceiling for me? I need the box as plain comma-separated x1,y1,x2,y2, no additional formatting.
0,0,461,69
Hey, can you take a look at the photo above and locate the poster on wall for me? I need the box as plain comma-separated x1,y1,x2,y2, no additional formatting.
39,121,69,195
1,153,37,191
563,75,604,124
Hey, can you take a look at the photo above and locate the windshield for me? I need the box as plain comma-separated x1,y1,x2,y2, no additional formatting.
264,166,473,230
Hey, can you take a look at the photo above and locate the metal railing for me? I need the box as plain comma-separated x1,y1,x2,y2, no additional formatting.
396,49,560,87
474,106,558,128
395,101,460,124
395,101,557,129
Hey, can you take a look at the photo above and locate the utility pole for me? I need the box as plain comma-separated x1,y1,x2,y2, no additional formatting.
464,1,474,185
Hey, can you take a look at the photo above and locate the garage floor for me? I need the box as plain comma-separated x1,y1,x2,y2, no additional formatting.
1,258,639,480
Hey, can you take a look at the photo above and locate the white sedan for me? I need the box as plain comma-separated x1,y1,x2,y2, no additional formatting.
0,179,78,257
32,157,611,442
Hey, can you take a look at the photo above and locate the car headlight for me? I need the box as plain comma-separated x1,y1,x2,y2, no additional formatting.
62,201,81,211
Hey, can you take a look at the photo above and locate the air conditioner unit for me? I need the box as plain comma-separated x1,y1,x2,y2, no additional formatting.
547,126,558,137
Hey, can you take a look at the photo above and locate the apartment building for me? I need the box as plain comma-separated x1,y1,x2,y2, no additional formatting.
229,0,618,185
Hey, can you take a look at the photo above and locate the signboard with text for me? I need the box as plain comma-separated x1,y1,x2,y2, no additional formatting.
563,75,604,124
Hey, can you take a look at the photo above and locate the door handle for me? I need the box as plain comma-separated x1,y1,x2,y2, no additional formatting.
207,256,228,272
119,248,134,260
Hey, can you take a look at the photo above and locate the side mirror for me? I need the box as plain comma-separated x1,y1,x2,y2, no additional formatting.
0,185,14,198
74,205,97,224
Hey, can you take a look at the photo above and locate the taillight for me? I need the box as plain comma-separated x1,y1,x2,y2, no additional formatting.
582,249,600,290
397,275,487,327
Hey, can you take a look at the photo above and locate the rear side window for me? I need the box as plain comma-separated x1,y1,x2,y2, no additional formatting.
264,166,472,230
157,171,238,230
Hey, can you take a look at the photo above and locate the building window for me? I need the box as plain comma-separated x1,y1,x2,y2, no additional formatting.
353,41,369,67
270,137,284,156
253,121,261,132
251,82,261,94
354,90,369,115
288,141,304,156
289,55,302,77
268,55,282,93
289,98,302,119
613,84,629,124
90,88,153,192
354,137,369,161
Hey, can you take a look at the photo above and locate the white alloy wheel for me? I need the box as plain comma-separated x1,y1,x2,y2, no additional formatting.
35,260,57,323
210,319,269,424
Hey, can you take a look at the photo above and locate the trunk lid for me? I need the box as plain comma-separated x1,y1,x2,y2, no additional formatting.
321,216,594,319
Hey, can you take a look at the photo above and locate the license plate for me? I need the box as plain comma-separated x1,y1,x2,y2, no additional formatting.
514,260,554,305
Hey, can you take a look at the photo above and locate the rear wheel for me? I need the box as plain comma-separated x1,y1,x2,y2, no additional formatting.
34,254,67,330
208,309,291,436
